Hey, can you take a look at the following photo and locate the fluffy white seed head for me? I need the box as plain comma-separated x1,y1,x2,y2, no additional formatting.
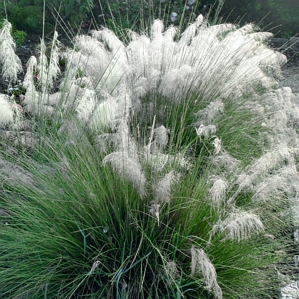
164,260,179,282
102,152,146,198
47,31,61,89
213,137,221,155
247,147,292,180
195,100,224,125
91,28,125,53
146,152,191,172
37,38,48,87
252,166,299,202
209,177,228,208
190,246,223,299
195,124,217,138
89,97,118,131
0,94,14,125
0,19,22,82
76,88,97,120
211,210,264,241
23,56,37,89
154,170,180,204
153,125,170,152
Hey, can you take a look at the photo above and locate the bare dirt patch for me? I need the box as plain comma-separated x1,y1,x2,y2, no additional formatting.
280,62,299,93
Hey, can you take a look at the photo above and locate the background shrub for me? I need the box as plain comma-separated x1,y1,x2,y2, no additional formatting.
0,0,298,37
220,0,299,37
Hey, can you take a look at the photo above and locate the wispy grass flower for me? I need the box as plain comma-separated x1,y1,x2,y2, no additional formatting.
0,95,14,125
211,210,264,242
190,246,223,299
209,177,228,208
0,19,22,82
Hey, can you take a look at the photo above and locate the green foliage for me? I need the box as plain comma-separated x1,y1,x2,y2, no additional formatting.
222,0,299,37
11,28,26,47
0,0,94,33
0,0,298,37
0,18,26,47
0,126,284,299
3,3,44,32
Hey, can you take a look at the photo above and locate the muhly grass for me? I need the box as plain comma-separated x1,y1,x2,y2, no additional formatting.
1,15,299,298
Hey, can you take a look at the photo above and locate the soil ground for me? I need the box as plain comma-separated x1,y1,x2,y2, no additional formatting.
280,61,299,93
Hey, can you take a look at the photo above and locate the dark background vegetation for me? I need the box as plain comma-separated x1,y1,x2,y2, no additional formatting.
0,0,298,42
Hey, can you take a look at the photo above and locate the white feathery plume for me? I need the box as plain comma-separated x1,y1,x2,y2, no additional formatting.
76,88,97,120
88,32,129,93
164,260,179,282
126,35,150,78
195,100,224,125
252,166,299,202
227,147,294,205
75,34,106,57
211,210,264,242
0,94,14,125
211,150,241,174
23,56,37,89
22,81,38,113
154,170,180,204
190,246,223,299
161,25,177,58
151,19,164,40
178,14,204,47
247,147,292,179
159,65,193,100
61,18,287,117
89,96,118,131
146,152,191,172
101,118,144,197
73,35,110,85
253,180,284,203
227,173,253,206
58,62,77,92
195,124,216,138
0,19,22,82
266,110,288,131
102,151,146,198
113,87,132,120
97,49,128,93
47,31,61,89
62,49,89,81
150,20,164,71
91,28,125,54
213,137,221,155
59,81,85,112
96,132,118,154
37,38,48,87
45,91,61,107
209,177,228,208
149,202,160,225
89,85,132,132
153,125,170,152
111,119,139,160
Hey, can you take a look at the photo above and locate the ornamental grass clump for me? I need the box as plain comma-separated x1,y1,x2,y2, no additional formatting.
1,16,299,298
